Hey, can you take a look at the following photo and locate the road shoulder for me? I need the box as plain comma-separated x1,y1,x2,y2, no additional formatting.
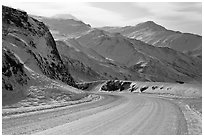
151,94,202,135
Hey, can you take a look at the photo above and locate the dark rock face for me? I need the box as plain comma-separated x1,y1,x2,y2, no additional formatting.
3,6,48,37
2,49,30,105
2,5,76,87
101,80,131,91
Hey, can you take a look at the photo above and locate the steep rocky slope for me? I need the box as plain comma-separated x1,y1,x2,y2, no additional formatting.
100,21,202,53
2,5,75,87
2,6,83,106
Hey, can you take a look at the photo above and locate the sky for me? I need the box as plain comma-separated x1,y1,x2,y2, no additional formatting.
3,1,202,35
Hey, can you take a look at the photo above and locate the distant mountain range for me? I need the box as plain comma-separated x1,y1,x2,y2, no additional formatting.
100,21,202,56
32,15,201,57
2,6,202,105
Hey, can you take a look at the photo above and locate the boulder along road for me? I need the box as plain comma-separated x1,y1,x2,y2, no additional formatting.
2,92,188,135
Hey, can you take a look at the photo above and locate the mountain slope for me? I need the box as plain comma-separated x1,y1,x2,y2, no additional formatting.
56,40,143,82
185,46,202,58
100,21,202,53
56,41,104,82
2,5,76,87
76,29,145,66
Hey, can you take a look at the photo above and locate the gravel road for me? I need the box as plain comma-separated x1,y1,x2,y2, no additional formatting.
3,93,188,135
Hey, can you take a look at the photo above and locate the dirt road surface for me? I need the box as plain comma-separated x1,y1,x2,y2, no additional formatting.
2,93,188,135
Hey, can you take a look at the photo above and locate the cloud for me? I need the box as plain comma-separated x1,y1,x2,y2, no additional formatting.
88,2,153,20
171,2,202,14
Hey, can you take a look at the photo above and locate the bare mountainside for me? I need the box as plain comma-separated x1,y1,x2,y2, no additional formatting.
56,40,143,82
2,6,91,106
2,6,76,86
100,21,202,57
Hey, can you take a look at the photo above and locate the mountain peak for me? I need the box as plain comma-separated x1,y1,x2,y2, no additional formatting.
143,21,156,25
136,21,166,31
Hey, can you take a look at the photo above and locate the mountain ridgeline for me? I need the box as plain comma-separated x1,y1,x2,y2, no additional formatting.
100,21,202,57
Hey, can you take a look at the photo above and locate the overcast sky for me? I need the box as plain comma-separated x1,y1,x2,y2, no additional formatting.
3,2,202,35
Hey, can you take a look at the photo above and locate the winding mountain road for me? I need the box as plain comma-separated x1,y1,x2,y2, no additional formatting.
2,93,188,135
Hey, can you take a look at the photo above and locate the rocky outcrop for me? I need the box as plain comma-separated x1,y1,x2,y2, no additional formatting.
2,48,30,105
2,5,76,87
101,80,131,91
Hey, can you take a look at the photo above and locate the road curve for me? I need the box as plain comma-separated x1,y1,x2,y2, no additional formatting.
2,93,188,135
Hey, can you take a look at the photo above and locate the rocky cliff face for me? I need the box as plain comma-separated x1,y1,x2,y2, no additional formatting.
2,6,76,87
2,48,30,105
